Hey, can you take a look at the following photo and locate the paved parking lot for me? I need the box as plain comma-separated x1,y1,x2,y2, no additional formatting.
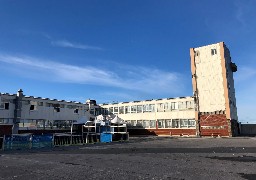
1,136,256,180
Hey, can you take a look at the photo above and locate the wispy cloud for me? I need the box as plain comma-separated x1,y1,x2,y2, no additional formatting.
51,40,103,50
0,54,184,95
234,0,256,31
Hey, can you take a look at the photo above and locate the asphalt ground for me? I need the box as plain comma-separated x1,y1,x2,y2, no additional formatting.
1,136,256,180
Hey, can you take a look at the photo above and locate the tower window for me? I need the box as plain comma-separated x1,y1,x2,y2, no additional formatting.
195,51,200,56
211,49,217,55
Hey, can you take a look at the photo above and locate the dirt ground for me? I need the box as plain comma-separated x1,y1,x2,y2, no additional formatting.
1,136,256,180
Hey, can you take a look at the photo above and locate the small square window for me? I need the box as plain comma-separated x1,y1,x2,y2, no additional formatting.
211,49,217,55
5,103,9,110
30,105,35,110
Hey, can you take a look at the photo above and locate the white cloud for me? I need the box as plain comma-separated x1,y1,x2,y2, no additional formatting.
51,40,103,50
0,54,184,95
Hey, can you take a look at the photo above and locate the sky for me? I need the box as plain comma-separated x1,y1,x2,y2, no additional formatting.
0,0,256,123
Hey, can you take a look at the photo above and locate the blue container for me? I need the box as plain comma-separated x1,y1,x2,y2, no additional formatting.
100,133,112,143
100,126,111,133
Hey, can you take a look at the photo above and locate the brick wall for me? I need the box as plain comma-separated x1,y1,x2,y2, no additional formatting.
199,114,230,136
128,128,196,136
0,125,13,136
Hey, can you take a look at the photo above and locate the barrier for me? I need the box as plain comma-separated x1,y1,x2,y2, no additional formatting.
31,135,53,148
3,134,31,150
2,134,54,150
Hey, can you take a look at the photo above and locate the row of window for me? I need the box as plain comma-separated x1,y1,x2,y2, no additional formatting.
126,119,196,129
100,101,194,115
29,101,88,110
195,49,217,56
0,118,13,124
19,119,73,129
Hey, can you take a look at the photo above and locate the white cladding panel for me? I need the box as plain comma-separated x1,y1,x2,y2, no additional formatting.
194,43,226,112
20,98,91,121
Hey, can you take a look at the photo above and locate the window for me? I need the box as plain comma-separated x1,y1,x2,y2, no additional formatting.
109,107,113,113
102,108,107,115
172,119,180,128
53,104,60,112
30,105,35,110
119,106,124,114
131,106,137,113
38,102,43,106
137,120,143,127
165,119,172,128
158,119,165,128
157,103,165,112
5,103,9,110
166,103,172,111
143,104,155,112
130,120,136,126
188,119,196,127
211,49,217,55
0,118,10,124
142,120,150,128
149,120,156,128
180,119,188,128
186,101,194,109
114,107,118,114
125,106,129,114
66,105,73,109
171,102,178,110
74,109,78,113
54,107,60,112
178,102,186,110
195,51,200,56
137,105,142,113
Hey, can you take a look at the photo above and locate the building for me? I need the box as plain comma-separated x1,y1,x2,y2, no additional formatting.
99,42,238,136
0,89,99,135
0,42,238,137
99,97,196,136
191,42,238,136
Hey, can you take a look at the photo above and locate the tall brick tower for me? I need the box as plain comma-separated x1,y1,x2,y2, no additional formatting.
190,42,238,137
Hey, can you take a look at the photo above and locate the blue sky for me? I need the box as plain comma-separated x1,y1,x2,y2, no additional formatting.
0,0,256,123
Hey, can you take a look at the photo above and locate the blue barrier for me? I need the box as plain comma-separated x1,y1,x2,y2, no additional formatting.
4,134,31,150
31,135,53,148
3,134,54,150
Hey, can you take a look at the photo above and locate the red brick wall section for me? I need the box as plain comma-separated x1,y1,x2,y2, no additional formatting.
128,128,196,136
199,114,230,136
0,125,13,136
